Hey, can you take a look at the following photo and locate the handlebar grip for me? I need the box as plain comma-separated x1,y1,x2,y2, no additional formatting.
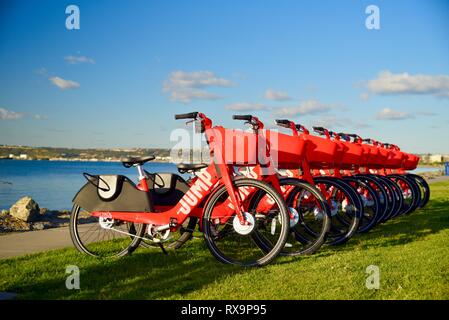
275,119,291,128
362,138,373,143
295,124,307,132
232,115,253,121
347,133,361,140
312,126,326,135
175,112,199,120
337,133,350,141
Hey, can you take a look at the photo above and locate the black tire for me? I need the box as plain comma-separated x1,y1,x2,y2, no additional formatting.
251,178,331,256
354,174,389,226
375,175,403,221
406,173,430,208
202,178,290,267
69,204,144,258
344,176,381,233
387,174,421,215
313,177,362,245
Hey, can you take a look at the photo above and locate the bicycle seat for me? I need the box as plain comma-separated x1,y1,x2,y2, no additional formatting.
121,155,155,167
177,163,208,174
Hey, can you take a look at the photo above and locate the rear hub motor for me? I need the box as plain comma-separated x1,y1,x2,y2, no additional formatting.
99,216,114,229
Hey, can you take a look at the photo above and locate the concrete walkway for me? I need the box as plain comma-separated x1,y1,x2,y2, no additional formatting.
1,175,448,260
425,175,449,184
0,225,74,259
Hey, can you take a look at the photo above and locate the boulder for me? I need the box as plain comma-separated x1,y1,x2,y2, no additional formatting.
9,197,41,222
31,222,45,231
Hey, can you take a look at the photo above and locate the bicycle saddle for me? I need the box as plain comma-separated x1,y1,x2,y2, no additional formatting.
176,163,208,174
121,155,155,167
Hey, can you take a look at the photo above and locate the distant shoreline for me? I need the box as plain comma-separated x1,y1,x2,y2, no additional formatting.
0,158,443,170
0,158,171,164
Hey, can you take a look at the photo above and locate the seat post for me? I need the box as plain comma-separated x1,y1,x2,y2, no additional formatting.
135,164,150,192
135,164,146,181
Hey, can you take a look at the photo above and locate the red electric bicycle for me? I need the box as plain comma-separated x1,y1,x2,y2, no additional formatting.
270,119,365,245
358,138,421,220
69,112,291,267
141,114,333,257
231,114,332,256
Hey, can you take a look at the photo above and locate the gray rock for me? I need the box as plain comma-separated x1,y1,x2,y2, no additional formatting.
9,197,41,222
31,222,45,231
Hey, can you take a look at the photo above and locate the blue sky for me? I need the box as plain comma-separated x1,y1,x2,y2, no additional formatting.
0,0,448,153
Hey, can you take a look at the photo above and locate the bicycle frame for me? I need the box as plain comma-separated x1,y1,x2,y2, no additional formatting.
89,113,259,231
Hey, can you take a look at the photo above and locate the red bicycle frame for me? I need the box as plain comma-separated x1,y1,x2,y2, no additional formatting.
90,113,261,231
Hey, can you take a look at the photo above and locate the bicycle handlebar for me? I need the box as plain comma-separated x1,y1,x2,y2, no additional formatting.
313,126,327,135
275,119,291,128
295,124,309,133
232,115,253,121
337,132,350,141
346,133,361,140
362,138,376,145
175,112,199,120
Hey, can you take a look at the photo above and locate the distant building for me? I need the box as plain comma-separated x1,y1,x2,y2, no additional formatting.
19,154,28,160
429,154,443,163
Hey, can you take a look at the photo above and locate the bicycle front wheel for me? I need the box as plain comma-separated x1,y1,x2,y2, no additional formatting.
252,178,331,256
406,173,430,208
202,178,290,267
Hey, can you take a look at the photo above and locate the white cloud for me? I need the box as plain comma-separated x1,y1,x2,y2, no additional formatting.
64,55,95,64
312,115,370,130
264,89,291,101
0,108,24,120
164,71,233,89
416,111,436,116
163,70,233,103
35,67,48,76
170,89,221,103
273,99,333,117
33,114,49,120
49,76,80,90
225,102,269,111
376,108,414,120
365,70,449,98
359,93,370,101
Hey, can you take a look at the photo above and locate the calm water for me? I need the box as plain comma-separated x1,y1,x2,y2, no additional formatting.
0,160,443,210
0,160,179,210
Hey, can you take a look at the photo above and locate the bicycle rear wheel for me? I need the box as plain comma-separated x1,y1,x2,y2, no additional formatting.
69,204,144,258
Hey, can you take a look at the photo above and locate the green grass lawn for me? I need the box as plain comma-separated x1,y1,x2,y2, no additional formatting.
1,180,448,300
